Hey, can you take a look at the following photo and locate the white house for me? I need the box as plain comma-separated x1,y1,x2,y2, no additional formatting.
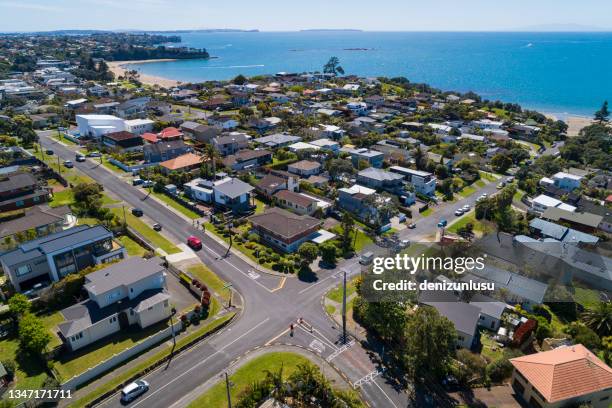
346,101,368,116
532,194,577,214
124,118,155,136
389,166,437,197
551,172,583,191
76,114,126,139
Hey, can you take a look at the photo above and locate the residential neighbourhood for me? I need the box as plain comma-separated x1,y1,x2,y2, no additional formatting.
0,29,610,408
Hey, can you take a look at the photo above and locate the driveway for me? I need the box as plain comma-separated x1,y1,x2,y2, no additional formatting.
450,385,524,408
166,272,197,312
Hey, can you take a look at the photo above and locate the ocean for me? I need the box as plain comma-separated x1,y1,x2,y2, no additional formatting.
125,31,612,116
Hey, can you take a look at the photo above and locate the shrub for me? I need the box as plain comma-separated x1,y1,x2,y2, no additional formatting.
1,359,16,381
486,358,513,382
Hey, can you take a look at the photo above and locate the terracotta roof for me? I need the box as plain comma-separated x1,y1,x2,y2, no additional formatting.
160,153,203,171
510,344,612,403
142,132,158,143
249,207,320,239
158,127,182,139
274,190,317,208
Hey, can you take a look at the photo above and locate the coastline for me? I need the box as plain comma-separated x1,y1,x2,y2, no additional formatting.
543,112,595,136
108,59,181,88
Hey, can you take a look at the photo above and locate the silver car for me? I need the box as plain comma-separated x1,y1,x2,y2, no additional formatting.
121,380,149,403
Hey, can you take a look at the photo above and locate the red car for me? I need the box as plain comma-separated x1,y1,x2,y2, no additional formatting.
187,236,202,250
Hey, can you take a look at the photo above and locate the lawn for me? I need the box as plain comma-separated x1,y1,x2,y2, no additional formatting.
475,179,486,188
49,189,74,207
39,311,65,349
53,320,170,381
420,207,434,217
326,305,336,315
254,197,266,214
447,211,492,235
187,264,230,302
513,189,526,202
458,185,477,198
101,157,127,174
353,229,374,252
327,278,357,303
67,313,235,408
0,337,48,394
479,330,504,362
117,235,148,257
187,352,311,408
151,191,200,219
52,134,78,146
479,171,498,182
573,286,601,310
110,208,180,255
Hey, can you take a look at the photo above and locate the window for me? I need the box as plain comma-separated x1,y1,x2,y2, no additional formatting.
163,300,169,308
601,396,609,401
148,306,153,311
130,310,134,316
109,316,117,324
15,264,32,277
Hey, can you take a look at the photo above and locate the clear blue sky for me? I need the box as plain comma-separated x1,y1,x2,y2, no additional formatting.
1,0,611,32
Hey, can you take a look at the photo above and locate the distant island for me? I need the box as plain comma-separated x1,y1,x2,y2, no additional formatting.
300,29,363,32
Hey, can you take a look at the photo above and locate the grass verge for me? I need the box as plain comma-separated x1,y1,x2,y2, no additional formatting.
110,208,180,255
151,191,200,219
187,264,230,302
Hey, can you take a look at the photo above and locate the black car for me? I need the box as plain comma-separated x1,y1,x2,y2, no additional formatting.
45,149,54,155
153,223,162,231
131,208,144,217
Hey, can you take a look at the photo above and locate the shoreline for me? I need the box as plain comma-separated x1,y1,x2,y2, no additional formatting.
543,112,595,136
108,59,182,88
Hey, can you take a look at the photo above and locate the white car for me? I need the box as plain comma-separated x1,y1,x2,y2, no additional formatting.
462,205,470,212
121,380,149,403
454,209,464,216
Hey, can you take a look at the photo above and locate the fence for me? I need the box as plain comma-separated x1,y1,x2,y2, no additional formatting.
60,320,183,391
107,158,158,173
160,190,207,216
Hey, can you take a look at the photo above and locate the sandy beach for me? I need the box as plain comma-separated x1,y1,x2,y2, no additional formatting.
108,59,182,88
544,113,595,137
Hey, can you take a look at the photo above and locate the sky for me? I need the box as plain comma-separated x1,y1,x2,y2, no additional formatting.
1,0,612,32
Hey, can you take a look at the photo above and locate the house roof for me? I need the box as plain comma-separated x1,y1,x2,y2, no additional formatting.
215,134,248,145
510,344,612,403
103,131,138,142
254,133,301,147
468,294,507,320
214,177,254,199
158,127,182,139
0,205,70,239
84,257,165,296
141,132,159,143
358,167,404,182
0,172,37,193
160,153,203,171
249,207,321,239
288,160,321,172
421,300,481,336
461,265,548,304
256,174,286,191
223,149,272,166
542,207,603,229
143,140,189,156
274,190,317,208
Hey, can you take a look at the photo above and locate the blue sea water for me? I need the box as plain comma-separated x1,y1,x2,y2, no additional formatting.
127,31,612,116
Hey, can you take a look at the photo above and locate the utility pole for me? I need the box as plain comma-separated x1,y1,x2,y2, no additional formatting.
57,156,61,174
225,222,233,258
223,283,233,308
122,205,127,227
225,372,232,408
341,269,347,344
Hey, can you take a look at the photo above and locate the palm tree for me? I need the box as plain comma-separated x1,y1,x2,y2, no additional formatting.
263,365,287,404
581,301,612,337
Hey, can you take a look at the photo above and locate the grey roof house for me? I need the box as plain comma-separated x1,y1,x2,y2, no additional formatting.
254,133,302,149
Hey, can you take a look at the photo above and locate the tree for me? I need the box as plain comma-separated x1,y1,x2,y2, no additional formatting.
18,312,51,355
455,349,486,385
297,242,319,267
565,322,601,350
323,56,345,76
8,293,30,317
491,153,512,173
327,158,354,180
233,74,247,85
581,302,612,337
340,211,355,254
594,100,610,123
403,306,456,381
319,242,337,265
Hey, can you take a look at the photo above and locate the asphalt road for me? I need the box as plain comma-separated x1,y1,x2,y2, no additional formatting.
38,132,412,408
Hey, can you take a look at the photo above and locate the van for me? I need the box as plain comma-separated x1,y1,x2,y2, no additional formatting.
132,177,143,186
359,251,374,265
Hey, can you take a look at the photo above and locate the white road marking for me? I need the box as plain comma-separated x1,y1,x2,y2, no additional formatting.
372,378,399,408
309,339,326,354
128,318,270,408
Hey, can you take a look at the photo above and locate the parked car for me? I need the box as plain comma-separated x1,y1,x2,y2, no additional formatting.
462,205,470,212
506,176,515,183
120,380,149,403
131,208,143,217
407,223,416,229
75,154,86,162
454,209,464,216
497,181,506,189
359,251,374,265
45,149,54,155
132,177,144,186
87,151,101,157
399,240,411,249
153,223,162,231
142,180,154,188
437,219,448,228
63,160,74,168
187,236,202,250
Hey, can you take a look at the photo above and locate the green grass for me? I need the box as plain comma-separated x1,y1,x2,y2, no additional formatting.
353,229,374,252
458,185,477,198
67,313,235,408
0,337,48,394
117,235,148,257
479,171,498,182
151,191,200,219
327,278,357,303
513,189,526,202
447,211,492,235
187,352,311,408
574,286,601,309
52,134,78,146
53,320,171,381
187,264,230,302
49,189,74,207
254,198,266,214
39,311,65,349
420,207,433,217
110,208,180,255
101,157,127,174
326,305,336,315
479,330,504,363
475,179,486,188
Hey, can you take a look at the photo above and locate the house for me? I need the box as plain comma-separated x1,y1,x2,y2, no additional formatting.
0,205,71,251
143,140,192,163
420,299,481,349
180,121,219,143
159,153,203,174
158,127,183,141
288,142,321,153
0,172,49,212
213,134,249,156
76,114,126,139
532,194,577,214
115,97,151,119
101,131,143,152
212,177,255,214
510,344,612,408
208,115,238,130
551,172,583,192
248,207,321,253
529,218,599,244
346,101,368,116
346,148,385,169
309,138,340,153
170,89,198,100
274,190,318,215
29,113,59,129
0,225,126,293
469,293,507,331
337,184,391,224
255,172,298,198
58,257,171,351
364,95,385,109
287,160,322,177
93,101,120,114
222,149,272,171
254,133,302,149
124,118,154,136
389,166,437,197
